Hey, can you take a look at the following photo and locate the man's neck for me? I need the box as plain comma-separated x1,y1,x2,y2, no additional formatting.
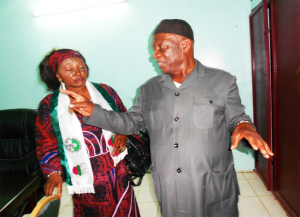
171,59,196,83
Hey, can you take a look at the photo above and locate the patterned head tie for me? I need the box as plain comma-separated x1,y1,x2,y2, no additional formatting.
48,49,85,75
154,19,194,41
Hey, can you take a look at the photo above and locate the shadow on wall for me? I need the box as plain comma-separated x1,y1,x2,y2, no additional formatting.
130,27,163,108
235,143,253,156
147,28,162,76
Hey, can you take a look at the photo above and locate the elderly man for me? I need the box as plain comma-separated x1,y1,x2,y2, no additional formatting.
63,19,273,217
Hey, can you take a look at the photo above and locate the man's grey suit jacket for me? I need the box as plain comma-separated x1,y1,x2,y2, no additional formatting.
84,59,253,217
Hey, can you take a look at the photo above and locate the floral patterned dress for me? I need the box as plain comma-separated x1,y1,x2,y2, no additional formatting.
35,83,140,217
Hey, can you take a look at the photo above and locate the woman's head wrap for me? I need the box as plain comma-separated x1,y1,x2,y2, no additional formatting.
48,49,85,75
154,19,194,41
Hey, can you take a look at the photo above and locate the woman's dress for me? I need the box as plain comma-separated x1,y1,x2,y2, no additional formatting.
35,83,140,217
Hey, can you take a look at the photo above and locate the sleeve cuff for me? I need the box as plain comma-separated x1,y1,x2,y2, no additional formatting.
230,119,256,135
82,104,102,125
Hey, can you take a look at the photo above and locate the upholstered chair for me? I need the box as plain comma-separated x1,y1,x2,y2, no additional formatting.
0,109,45,217
29,195,60,217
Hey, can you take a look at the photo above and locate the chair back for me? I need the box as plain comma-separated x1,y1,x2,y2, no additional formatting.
29,195,61,217
0,109,40,175
0,109,45,217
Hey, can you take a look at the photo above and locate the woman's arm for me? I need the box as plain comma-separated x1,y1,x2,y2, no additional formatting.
35,95,63,196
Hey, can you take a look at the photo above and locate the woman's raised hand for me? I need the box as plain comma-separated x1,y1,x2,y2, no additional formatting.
60,89,94,117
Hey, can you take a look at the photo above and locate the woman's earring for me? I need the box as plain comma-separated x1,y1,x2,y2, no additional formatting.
58,79,63,89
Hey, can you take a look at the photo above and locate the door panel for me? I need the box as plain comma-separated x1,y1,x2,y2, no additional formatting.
270,0,300,215
250,2,272,189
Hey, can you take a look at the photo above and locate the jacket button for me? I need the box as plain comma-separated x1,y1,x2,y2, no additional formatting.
177,168,181,173
209,100,213,104
174,143,179,148
175,92,180,96
174,117,179,121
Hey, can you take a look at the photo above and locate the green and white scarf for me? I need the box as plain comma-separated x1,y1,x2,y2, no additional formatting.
50,81,127,195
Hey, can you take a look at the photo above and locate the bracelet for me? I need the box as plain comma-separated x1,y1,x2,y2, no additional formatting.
235,120,256,131
236,120,250,126
47,171,61,178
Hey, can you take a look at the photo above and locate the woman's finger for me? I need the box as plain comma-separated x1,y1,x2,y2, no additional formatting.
57,182,63,197
45,183,53,196
113,148,120,156
112,141,121,156
50,183,55,196
112,142,126,156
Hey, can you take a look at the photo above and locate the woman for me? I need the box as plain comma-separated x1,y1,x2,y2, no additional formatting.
35,49,140,217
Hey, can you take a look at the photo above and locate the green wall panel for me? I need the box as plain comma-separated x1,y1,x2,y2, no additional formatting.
0,0,255,171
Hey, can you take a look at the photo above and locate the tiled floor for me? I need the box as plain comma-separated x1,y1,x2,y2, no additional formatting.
29,172,289,217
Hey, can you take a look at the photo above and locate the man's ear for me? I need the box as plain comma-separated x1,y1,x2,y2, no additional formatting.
180,39,192,52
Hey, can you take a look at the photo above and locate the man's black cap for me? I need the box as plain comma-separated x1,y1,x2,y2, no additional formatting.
154,19,194,41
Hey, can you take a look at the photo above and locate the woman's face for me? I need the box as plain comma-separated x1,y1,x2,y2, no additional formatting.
56,57,88,90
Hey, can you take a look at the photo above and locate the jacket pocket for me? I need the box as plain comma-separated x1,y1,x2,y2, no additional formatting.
193,96,225,129
142,100,163,131
205,163,239,206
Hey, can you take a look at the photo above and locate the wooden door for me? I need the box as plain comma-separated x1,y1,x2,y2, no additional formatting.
270,0,300,216
249,1,272,190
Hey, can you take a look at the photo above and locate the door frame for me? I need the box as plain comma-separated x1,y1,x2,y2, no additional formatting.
249,0,273,190
269,0,299,215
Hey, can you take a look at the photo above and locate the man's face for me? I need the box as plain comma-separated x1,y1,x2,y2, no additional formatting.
152,33,185,74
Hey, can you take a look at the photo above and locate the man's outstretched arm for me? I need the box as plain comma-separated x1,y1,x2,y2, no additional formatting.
60,89,145,135
224,77,274,159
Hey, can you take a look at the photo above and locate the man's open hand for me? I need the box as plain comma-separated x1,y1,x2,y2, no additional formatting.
231,122,274,159
60,89,94,117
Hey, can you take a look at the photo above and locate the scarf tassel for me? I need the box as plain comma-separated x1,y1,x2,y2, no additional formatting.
67,186,96,195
